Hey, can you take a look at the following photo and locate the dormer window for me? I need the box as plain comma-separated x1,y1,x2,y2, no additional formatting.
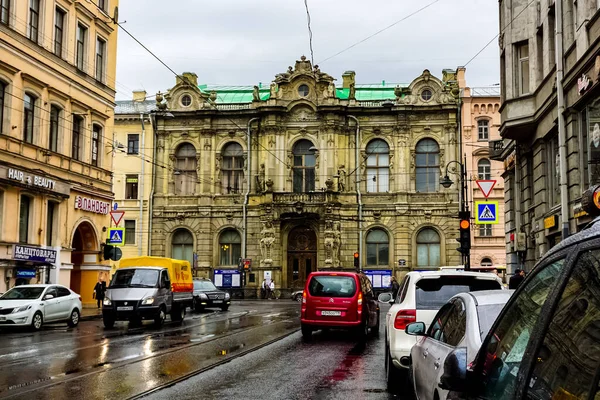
421,89,432,101
298,84,309,97
181,94,192,107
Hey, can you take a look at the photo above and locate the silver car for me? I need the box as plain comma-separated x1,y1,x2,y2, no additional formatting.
406,290,514,400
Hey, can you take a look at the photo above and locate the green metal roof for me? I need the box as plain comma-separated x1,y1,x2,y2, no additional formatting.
198,83,406,104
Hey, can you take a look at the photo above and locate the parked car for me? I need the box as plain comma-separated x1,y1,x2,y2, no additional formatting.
382,270,503,393
425,216,600,399
103,256,194,328
406,290,513,400
300,271,379,341
291,290,303,302
0,284,82,331
193,279,231,311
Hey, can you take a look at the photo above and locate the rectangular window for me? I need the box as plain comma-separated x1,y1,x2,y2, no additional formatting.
49,105,59,152
547,136,560,206
76,23,87,71
479,225,492,237
478,120,489,141
0,81,5,135
98,0,107,11
1,0,9,25
29,0,40,43
95,37,106,82
23,93,35,143
91,125,100,166
125,175,139,199
548,11,556,70
72,116,82,160
124,220,136,245
46,201,56,246
19,195,31,243
54,7,65,57
536,28,544,83
587,104,600,185
127,134,139,154
516,41,530,95
0,190,4,240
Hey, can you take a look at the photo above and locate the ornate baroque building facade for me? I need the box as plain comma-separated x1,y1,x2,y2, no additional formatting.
118,58,463,291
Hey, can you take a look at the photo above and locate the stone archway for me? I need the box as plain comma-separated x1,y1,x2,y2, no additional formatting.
287,225,317,290
70,221,104,302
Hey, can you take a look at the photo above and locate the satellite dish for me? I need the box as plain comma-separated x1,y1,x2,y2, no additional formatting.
112,6,118,23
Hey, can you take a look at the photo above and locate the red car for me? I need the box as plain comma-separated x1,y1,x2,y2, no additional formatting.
300,271,380,341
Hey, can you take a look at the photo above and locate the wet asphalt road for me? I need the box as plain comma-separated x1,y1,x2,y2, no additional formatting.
0,301,300,399
144,303,413,400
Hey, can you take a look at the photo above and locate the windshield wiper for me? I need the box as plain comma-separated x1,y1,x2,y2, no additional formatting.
128,284,156,288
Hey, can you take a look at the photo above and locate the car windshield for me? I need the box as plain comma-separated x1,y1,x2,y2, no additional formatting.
194,281,217,291
308,276,356,298
416,277,501,310
110,269,159,288
476,303,506,340
0,287,45,300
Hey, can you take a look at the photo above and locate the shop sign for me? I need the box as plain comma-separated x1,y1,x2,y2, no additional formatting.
578,74,592,95
573,202,588,219
15,269,36,279
74,195,110,215
544,215,558,230
13,245,57,263
504,150,516,171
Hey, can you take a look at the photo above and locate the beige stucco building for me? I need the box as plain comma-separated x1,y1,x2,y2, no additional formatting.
0,0,118,306
458,69,506,270
118,58,464,295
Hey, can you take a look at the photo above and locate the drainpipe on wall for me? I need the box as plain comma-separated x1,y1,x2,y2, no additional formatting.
243,118,260,259
555,0,570,239
147,113,157,256
139,113,146,256
348,115,362,267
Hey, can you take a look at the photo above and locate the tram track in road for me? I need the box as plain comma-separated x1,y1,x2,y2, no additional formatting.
0,305,300,399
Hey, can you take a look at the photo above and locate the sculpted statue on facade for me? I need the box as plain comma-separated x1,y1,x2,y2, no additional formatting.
260,220,275,266
337,166,346,192
256,163,265,193
327,83,335,99
270,82,278,98
324,220,342,267
252,85,260,101
348,83,356,100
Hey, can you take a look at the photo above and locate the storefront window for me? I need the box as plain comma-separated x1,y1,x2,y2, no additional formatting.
587,100,600,185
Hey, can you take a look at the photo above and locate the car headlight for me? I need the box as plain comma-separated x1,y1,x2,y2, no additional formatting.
103,297,112,306
13,305,32,313
141,297,154,305
199,293,208,300
225,293,230,300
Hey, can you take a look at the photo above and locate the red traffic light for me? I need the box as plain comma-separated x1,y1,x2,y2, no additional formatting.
353,252,359,259
460,219,470,229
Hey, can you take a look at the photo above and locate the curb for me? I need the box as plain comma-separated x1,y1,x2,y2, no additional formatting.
80,313,103,322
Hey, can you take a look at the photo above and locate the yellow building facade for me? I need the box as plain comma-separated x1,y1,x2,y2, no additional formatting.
0,0,118,306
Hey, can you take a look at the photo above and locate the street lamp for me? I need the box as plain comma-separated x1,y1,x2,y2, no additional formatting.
440,158,471,270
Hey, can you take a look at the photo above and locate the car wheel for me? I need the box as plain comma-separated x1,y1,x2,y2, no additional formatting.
103,315,115,329
386,347,402,393
67,309,80,328
356,319,369,342
31,311,43,331
171,305,185,323
301,324,312,342
294,293,303,302
220,305,229,311
154,306,166,327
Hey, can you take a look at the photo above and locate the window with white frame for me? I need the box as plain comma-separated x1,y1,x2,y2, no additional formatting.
124,220,136,245
478,159,491,180
415,139,440,192
479,225,492,237
366,139,390,192
516,41,530,95
127,134,139,154
416,228,441,268
29,0,40,43
366,229,389,266
478,120,489,141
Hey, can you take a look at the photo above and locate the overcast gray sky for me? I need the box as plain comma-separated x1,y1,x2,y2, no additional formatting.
114,0,499,100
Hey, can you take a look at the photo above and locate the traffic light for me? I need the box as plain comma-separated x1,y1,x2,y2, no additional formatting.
456,211,471,255
102,244,122,261
353,252,360,268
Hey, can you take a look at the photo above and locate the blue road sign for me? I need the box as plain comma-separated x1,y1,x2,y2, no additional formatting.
475,201,499,224
107,228,125,246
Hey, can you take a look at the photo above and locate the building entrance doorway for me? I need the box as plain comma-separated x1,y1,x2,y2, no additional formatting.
70,221,105,306
287,226,317,289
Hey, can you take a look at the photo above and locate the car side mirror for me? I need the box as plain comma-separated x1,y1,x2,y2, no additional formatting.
43,294,54,300
405,321,426,336
439,347,468,392
378,293,394,303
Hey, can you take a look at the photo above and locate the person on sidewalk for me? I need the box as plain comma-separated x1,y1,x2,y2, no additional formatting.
261,279,267,299
509,269,525,290
269,280,275,300
93,279,105,309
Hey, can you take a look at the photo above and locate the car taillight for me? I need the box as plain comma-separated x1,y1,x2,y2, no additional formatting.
302,290,307,304
394,309,416,330
357,291,363,313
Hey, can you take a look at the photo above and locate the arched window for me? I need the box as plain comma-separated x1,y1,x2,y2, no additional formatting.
292,139,316,193
174,143,197,195
366,140,390,192
478,120,489,140
415,139,439,192
481,257,493,266
416,228,441,268
91,124,101,167
478,158,491,180
366,229,389,266
221,142,244,194
219,229,241,265
171,228,194,266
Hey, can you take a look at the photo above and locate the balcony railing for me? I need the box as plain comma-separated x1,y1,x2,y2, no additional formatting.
273,192,327,203
215,103,251,111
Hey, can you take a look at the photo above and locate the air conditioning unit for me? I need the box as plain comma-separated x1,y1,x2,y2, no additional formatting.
516,233,527,252
6,269,13,278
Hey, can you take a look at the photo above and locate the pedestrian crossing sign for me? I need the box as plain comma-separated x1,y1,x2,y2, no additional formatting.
475,201,499,224
107,227,125,246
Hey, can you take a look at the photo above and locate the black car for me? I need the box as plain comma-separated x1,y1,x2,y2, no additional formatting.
192,279,231,312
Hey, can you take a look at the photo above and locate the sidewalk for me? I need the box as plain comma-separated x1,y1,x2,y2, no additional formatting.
81,308,103,321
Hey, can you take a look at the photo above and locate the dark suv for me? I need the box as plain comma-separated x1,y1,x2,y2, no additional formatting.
437,217,600,399
192,279,231,312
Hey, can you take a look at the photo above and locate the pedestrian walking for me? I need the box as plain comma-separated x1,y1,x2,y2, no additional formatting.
391,276,400,300
508,269,525,290
269,280,275,300
261,279,267,299
93,279,105,309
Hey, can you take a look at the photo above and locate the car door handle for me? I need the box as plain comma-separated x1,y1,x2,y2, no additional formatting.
434,360,441,369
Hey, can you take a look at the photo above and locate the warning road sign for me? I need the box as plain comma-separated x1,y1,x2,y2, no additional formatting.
475,201,498,224
107,228,125,246
476,180,496,198
110,210,125,226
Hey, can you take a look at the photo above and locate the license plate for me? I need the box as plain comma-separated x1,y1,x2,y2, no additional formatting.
321,310,341,316
117,306,133,311
213,300,223,304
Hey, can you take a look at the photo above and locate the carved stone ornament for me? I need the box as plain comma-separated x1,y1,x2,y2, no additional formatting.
259,220,276,266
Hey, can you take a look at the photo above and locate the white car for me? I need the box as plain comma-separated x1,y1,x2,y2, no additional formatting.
406,290,513,400
383,270,503,393
0,284,82,330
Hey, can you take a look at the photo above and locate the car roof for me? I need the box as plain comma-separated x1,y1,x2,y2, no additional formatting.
11,284,63,288
308,271,359,277
543,216,600,259
464,290,514,306
405,270,502,280
117,267,163,271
